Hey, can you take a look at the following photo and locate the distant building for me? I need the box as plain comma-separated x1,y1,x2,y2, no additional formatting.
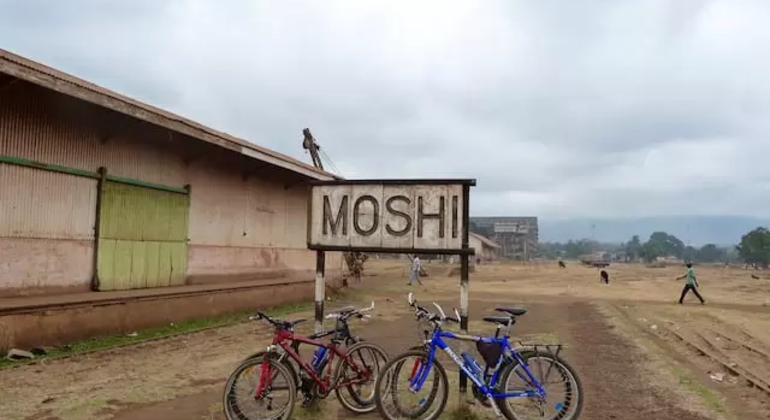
469,232,501,262
470,217,539,260
656,256,683,264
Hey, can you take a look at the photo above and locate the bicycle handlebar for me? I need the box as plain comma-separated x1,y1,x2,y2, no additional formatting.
325,301,375,321
250,301,376,329
408,293,459,324
249,311,274,324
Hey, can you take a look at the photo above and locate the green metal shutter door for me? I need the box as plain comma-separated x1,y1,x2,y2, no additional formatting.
96,181,190,291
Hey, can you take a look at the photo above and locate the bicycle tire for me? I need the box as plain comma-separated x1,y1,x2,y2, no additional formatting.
494,350,584,420
374,348,449,420
333,341,389,413
223,355,296,420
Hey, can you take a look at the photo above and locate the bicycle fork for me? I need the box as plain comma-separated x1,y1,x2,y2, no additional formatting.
253,347,285,404
254,361,274,408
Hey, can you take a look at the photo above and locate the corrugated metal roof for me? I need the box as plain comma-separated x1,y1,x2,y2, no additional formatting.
0,48,338,181
470,232,501,249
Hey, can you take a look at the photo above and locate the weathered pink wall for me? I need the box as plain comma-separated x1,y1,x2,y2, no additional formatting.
186,246,341,285
0,239,93,297
186,160,343,284
0,148,98,296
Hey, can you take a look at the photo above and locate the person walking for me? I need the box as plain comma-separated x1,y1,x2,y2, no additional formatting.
677,262,705,304
407,255,423,286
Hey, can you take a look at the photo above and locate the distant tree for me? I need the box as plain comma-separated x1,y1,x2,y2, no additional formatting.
563,239,598,259
643,231,685,261
624,235,642,262
736,227,770,268
540,240,622,260
539,242,566,259
724,246,742,264
696,244,724,263
641,241,665,262
683,246,698,262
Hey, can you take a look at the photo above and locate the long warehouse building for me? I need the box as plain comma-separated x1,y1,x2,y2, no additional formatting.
0,48,344,349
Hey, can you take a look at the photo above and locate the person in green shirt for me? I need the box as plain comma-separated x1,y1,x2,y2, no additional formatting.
677,262,705,304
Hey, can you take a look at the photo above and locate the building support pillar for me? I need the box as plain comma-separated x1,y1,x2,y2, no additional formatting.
458,183,472,403
314,250,326,335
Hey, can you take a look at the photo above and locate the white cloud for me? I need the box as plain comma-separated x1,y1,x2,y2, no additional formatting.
2,0,770,218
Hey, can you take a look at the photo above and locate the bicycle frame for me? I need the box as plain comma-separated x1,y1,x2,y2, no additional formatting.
409,329,547,399
262,328,371,395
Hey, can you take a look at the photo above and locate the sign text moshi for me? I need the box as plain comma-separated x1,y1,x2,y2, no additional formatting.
308,183,467,251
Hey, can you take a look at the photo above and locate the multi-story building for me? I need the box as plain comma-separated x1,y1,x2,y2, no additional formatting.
470,216,539,260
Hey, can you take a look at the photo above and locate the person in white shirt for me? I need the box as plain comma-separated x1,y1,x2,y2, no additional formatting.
408,256,423,286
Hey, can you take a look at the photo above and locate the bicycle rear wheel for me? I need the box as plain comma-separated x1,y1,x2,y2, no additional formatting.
495,350,583,420
374,349,448,420
333,341,389,413
223,355,296,420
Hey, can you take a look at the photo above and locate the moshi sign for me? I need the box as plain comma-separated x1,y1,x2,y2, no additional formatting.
307,180,475,254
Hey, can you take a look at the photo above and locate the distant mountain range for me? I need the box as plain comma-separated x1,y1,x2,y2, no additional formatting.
537,216,770,246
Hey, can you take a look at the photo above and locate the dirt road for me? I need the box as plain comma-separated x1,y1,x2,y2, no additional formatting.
75,299,714,419
8,262,763,420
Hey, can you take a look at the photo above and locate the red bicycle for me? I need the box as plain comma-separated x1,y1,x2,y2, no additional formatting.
223,303,388,420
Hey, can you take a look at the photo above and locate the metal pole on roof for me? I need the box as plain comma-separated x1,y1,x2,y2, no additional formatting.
302,128,324,170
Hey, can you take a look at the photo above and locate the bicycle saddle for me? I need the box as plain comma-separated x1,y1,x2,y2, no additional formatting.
495,307,528,317
483,316,513,325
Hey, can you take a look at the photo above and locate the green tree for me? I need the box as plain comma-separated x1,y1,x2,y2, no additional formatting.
624,235,642,262
641,240,665,262
539,242,565,259
697,244,724,263
736,227,770,268
724,246,741,264
563,239,597,259
683,245,698,262
644,231,685,260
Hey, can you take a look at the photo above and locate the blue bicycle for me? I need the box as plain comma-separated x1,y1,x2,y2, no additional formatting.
373,293,583,420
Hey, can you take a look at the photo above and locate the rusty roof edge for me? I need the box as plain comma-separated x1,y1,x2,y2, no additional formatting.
469,232,501,248
0,48,340,181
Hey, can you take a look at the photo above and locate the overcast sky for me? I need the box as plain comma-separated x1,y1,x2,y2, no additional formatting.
2,0,770,219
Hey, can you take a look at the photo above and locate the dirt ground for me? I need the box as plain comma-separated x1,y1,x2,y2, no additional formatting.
5,260,770,420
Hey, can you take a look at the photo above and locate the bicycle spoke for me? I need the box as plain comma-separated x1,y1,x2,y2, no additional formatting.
501,355,579,420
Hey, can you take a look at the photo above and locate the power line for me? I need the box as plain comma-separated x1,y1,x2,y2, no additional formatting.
319,148,341,175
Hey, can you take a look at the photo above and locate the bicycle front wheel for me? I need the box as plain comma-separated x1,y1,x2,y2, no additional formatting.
223,355,296,420
374,349,448,420
495,350,584,420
